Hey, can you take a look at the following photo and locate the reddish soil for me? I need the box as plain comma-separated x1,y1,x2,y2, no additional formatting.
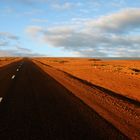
33,58,140,102
0,57,21,68
0,59,127,139
0,57,139,139
32,58,140,140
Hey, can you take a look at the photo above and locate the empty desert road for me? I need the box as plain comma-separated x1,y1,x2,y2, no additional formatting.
0,59,127,140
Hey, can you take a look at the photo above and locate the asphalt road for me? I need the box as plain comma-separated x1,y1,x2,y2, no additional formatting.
0,59,127,140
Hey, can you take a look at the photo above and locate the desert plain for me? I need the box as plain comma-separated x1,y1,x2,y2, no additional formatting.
32,57,140,139
0,57,140,140
34,57,140,101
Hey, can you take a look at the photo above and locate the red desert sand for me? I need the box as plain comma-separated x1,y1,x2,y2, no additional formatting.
33,58,140,102
32,58,140,139
0,57,21,68
1,57,139,139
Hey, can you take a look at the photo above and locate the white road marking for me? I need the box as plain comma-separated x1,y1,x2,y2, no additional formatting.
11,75,16,79
0,97,3,102
19,62,24,67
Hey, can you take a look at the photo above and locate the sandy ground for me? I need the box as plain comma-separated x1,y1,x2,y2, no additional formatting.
34,58,140,102
0,57,139,139
0,57,21,68
33,58,140,140
0,59,126,139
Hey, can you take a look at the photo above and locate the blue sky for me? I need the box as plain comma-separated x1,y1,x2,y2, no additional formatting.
0,0,140,57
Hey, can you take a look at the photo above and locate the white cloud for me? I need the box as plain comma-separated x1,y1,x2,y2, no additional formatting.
0,31,45,57
2,0,79,11
31,18,48,23
15,45,32,53
0,50,12,56
2,0,48,5
0,49,45,57
26,26,43,38
26,8,140,57
86,8,140,33
51,2,76,10
0,41,9,46
0,32,19,40
0,32,19,48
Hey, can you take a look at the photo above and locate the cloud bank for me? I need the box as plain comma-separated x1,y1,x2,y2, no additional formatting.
26,8,140,57
0,32,44,57
86,8,140,34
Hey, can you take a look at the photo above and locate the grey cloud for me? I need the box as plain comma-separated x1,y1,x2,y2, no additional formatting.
51,2,76,10
0,32,19,49
0,32,19,40
2,0,79,11
74,49,108,57
26,8,140,57
15,46,32,53
0,45,45,57
31,18,48,23
0,50,12,56
86,8,140,34
0,41,9,46
0,32,44,57
0,49,45,57
0,32,39,56
2,0,48,5
26,26,44,38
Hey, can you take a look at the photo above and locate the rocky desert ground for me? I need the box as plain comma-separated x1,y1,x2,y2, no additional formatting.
0,57,139,139
34,58,140,102
32,57,140,139
0,57,21,68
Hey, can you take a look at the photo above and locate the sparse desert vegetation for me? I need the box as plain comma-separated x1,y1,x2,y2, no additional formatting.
33,58,140,102
0,57,21,67
33,57,140,139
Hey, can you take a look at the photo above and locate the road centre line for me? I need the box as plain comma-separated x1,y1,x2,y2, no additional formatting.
0,97,3,102
11,75,16,80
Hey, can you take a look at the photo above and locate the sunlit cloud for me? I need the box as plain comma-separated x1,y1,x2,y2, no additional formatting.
51,2,77,10
0,32,19,40
86,8,140,34
0,49,45,57
1,0,140,57
26,8,140,57
0,32,45,57
31,18,48,23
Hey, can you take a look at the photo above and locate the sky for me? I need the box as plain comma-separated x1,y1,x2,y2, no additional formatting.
0,0,140,57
